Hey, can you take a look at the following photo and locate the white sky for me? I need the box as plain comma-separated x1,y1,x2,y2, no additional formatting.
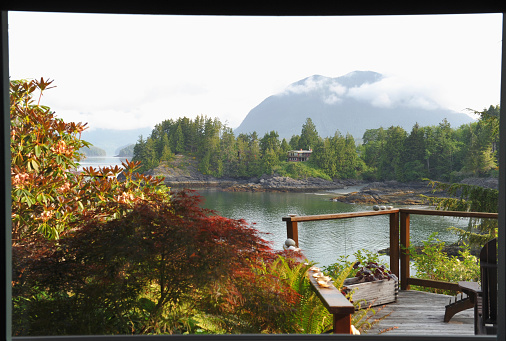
7,12,503,131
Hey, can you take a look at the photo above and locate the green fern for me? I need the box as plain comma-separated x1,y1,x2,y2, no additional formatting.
257,255,391,334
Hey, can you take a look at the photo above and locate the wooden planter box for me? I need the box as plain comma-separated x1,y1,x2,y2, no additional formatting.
343,274,398,309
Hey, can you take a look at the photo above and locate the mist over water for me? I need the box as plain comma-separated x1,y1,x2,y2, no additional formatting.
198,189,470,267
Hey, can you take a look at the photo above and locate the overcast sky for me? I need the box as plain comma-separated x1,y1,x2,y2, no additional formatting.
7,12,503,131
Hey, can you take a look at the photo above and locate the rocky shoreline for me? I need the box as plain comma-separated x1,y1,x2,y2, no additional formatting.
147,155,365,192
147,155,498,205
329,180,443,205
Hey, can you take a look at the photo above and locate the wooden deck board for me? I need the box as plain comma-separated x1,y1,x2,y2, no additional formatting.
365,290,474,335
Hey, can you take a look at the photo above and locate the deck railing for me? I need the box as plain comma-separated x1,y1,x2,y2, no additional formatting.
283,208,498,333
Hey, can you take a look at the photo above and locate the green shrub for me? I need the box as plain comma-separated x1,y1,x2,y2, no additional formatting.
408,233,480,294
274,161,332,181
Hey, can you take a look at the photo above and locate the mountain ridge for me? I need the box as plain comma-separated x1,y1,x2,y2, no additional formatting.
234,71,474,140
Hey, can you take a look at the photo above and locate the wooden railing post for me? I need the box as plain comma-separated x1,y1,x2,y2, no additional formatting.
333,313,352,334
389,211,400,279
307,269,354,334
286,219,299,247
400,211,410,290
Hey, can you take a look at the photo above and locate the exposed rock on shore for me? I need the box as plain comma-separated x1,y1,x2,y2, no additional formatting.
330,177,498,205
223,176,362,192
146,155,229,188
459,177,498,190
330,180,445,205
147,156,498,206
148,155,362,191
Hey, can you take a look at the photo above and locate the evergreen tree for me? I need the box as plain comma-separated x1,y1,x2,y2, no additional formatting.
220,127,238,177
247,132,262,177
432,119,458,180
311,137,336,178
173,124,185,154
260,131,281,156
262,147,279,175
298,118,319,150
378,126,406,180
279,138,291,162
289,135,300,150
341,133,358,178
359,128,386,180
160,134,173,162
463,127,496,176
402,123,427,181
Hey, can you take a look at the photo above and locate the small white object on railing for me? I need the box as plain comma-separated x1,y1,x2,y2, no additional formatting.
283,238,300,251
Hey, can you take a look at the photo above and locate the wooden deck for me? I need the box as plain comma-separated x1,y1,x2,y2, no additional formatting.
365,290,475,335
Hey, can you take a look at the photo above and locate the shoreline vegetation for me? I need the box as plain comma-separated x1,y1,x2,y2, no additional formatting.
147,155,496,259
145,155,498,205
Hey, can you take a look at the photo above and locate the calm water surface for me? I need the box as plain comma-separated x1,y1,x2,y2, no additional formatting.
77,156,128,171
77,156,470,268
197,188,470,267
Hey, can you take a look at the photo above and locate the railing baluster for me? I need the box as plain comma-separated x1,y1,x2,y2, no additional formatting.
400,211,410,290
390,211,400,278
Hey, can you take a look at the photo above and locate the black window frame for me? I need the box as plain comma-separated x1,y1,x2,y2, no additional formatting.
1,2,504,341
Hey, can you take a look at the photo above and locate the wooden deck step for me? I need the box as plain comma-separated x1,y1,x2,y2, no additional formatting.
367,290,474,335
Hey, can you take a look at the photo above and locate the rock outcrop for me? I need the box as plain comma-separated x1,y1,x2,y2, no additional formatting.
147,155,362,191
223,176,362,192
330,180,445,205
147,156,498,207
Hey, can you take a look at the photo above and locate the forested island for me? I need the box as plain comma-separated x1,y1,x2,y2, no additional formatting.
81,145,106,157
131,106,499,188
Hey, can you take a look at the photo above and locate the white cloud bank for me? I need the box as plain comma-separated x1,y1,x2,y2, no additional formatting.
8,13,502,130
280,74,444,111
347,76,441,110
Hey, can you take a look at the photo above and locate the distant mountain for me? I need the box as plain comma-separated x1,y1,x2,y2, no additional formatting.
234,71,474,140
81,127,153,156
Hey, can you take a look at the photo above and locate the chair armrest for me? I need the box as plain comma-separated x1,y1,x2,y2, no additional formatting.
458,281,481,294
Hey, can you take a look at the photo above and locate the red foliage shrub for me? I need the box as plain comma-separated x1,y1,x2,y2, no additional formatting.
13,190,300,334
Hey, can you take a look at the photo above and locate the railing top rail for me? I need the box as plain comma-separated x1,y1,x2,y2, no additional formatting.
398,208,498,219
282,209,399,222
282,208,497,222
307,271,354,315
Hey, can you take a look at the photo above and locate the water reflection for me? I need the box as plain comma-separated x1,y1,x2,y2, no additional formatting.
198,189,469,267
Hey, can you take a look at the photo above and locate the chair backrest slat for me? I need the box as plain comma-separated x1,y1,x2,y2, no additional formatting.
480,238,497,323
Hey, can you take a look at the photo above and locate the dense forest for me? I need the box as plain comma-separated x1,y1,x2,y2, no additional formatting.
132,105,499,183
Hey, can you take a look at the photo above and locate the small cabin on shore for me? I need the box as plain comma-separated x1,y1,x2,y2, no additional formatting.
287,149,312,162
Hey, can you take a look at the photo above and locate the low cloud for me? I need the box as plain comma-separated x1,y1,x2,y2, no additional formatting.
57,109,154,132
281,75,348,105
280,74,442,111
323,94,342,105
346,76,441,110
283,75,327,94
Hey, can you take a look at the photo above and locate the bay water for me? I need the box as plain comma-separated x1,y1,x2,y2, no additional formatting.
197,187,470,268
77,156,129,171
76,156,470,268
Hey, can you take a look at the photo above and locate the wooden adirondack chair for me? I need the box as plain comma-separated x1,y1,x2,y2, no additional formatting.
452,238,497,335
